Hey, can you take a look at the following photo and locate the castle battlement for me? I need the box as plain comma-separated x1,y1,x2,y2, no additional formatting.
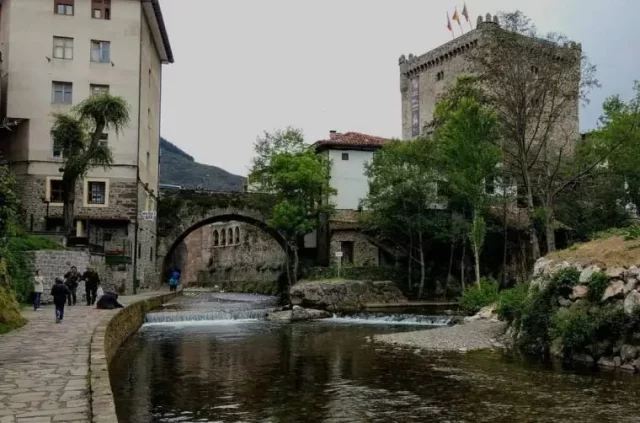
398,13,581,78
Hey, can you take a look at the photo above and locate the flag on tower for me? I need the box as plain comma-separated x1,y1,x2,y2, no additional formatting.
462,2,472,29
446,11,454,38
452,7,464,34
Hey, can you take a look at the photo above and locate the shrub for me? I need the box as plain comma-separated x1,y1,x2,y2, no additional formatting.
0,285,26,334
459,277,500,315
516,285,555,355
497,283,529,323
550,305,594,355
587,272,609,302
550,267,580,297
624,224,640,240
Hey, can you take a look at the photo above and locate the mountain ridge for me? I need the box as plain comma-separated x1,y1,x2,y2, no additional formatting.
159,137,245,191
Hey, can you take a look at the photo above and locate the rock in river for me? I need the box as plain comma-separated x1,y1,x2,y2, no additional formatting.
290,279,406,311
266,307,330,322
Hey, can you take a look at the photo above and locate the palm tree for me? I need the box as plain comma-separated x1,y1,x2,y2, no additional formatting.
50,94,130,240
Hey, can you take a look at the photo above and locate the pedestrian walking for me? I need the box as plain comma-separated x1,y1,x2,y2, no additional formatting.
64,266,80,306
33,269,44,311
169,274,178,292
83,266,100,306
50,277,70,323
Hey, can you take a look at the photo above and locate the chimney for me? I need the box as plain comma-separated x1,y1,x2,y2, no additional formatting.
329,130,337,140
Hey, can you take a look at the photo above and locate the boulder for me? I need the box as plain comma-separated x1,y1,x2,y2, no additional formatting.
602,280,625,302
579,266,601,284
597,356,617,368
624,290,640,316
533,257,553,278
620,344,639,363
266,307,331,322
572,354,594,364
628,266,640,278
621,364,636,372
605,267,626,279
624,279,639,295
570,285,589,300
464,303,498,323
634,358,640,372
290,280,406,312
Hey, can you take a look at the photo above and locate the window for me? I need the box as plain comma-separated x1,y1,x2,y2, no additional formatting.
531,65,539,75
228,228,233,244
341,153,349,161
91,40,110,63
52,82,72,104
49,179,64,203
92,0,111,19
485,178,495,195
340,241,354,265
234,227,240,244
213,230,219,246
221,230,226,246
150,247,153,261
90,84,109,96
87,181,106,205
104,233,112,242
99,133,108,146
436,71,445,81
54,0,74,15
53,37,73,60
52,137,63,158
138,243,141,259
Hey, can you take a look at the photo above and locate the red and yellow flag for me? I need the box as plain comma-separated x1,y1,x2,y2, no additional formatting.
452,8,460,23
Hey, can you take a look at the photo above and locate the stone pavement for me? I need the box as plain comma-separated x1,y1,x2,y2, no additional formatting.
0,292,167,423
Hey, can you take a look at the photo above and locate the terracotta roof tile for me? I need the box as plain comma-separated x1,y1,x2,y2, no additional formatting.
313,132,389,150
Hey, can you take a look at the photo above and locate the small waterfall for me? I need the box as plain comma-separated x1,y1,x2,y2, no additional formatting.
327,312,453,326
144,308,277,324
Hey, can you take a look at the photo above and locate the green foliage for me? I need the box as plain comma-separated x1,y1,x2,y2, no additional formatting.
549,267,581,297
159,137,245,191
0,156,19,252
459,278,500,315
496,283,529,323
4,235,62,303
51,94,131,234
516,285,555,355
624,224,640,240
587,272,609,302
0,285,26,334
550,305,627,356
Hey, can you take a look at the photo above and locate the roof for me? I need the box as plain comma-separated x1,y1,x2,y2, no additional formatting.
142,0,175,64
313,132,389,151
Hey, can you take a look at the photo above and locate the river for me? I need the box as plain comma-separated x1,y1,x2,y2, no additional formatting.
110,292,640,423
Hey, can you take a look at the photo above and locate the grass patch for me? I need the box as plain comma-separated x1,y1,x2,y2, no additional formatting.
548,235,640,268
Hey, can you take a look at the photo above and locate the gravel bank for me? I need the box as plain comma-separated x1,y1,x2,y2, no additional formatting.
374,320,507,352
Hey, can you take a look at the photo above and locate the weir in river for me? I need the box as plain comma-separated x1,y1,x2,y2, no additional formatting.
110,291,640,423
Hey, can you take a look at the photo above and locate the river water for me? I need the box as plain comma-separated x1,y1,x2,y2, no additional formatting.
110,292,640,423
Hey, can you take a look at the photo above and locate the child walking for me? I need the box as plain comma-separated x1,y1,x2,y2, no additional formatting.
50,277,70,323
33,269,44,311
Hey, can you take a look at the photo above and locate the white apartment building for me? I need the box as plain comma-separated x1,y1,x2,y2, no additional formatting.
0,0,173,293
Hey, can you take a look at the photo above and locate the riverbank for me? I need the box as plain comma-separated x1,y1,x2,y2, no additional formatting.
0,290,178,423
374,319,507,352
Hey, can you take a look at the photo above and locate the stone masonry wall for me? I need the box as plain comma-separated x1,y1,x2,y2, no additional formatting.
136,182,159,291
175,221,286,290
23,250,90,304
330,230,379,267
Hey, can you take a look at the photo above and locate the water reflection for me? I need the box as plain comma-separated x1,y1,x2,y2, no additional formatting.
110,296,640,423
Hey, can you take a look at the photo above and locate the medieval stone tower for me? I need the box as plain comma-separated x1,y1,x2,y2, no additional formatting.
398,13,581,142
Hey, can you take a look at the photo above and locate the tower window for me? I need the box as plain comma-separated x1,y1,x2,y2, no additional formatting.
54,0,74,15
341,153,349,161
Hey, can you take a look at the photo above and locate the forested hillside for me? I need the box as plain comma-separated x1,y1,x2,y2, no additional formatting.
159,137,245,191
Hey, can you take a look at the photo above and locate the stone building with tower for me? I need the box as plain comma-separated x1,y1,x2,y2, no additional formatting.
0,0,173,293
398,13,580,144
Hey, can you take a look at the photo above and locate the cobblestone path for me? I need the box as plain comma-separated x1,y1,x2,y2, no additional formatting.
0,293,163,423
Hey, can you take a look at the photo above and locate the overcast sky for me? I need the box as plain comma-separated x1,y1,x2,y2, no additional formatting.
158,0,638,177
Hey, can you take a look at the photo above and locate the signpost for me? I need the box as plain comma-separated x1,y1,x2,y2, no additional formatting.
335,251,343,278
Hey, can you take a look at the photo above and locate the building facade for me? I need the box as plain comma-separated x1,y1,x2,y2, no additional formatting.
312,131,392,267
0,0,173,293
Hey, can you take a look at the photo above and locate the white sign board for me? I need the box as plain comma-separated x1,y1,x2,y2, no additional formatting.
141,211,157,221
335,252,343,258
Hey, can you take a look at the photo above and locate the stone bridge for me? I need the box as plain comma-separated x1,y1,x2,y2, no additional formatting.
156,190,288,271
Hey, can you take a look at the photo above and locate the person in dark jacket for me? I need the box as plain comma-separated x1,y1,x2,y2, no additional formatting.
50,277,71,323
64,266,80,306
82,267,100,306
96,292,124,310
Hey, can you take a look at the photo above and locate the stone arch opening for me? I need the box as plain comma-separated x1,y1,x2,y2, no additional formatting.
161,213,290,293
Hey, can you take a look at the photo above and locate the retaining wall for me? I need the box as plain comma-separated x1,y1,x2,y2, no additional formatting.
89,291,180,423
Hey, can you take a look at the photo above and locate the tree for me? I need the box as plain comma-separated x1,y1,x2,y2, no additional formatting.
362,138,442,298
0,155,19,255
247,128,334,288
50,94,130,239
436,96,501,285
469,11,599,258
